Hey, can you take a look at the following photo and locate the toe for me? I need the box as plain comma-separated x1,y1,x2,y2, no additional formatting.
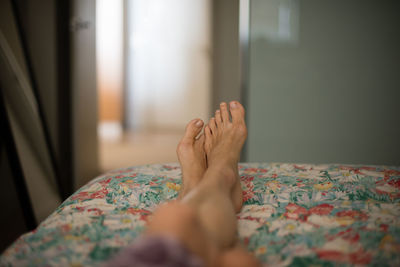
195,133,205,150
215,110,222,126
204,125,212,153
204,125,212,138
229,101,245,124
196,132,205,143
220,102,230,123
209,117,217,133
181,119,203,144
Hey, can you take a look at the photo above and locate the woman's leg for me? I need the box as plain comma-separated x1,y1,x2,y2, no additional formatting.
147,102,259,266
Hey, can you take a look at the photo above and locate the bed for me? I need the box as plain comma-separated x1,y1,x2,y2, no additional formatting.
1,163,399,266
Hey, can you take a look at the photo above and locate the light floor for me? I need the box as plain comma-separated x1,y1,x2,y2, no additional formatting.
99,130,183,173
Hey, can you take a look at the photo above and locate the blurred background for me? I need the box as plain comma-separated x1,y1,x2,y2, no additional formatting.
1,0,399,252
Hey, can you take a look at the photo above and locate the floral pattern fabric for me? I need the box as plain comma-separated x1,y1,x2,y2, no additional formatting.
1,163,400,266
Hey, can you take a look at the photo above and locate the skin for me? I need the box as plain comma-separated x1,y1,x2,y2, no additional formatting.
147,101,261,267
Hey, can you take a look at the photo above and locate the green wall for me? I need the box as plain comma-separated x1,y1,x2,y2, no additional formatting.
247,0,400,165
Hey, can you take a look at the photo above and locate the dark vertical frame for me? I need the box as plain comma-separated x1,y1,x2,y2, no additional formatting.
239,0,250,161
122,0,129,130
56,0,73,199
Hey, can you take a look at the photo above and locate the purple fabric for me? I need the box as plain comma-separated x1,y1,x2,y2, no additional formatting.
105,235,204,267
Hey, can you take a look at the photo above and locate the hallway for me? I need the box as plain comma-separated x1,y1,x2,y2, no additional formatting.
99,130,183,173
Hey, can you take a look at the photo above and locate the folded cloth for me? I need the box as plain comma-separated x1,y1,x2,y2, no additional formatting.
105,234,204,267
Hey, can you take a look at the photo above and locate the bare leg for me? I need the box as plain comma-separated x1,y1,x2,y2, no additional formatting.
183,101,247,249
204,102,245,213
148,102,259,267
176,118,206,199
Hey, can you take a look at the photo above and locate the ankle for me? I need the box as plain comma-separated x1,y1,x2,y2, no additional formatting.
206,164,237,189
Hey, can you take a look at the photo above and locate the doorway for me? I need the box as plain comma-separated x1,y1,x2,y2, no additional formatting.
97,0,212,172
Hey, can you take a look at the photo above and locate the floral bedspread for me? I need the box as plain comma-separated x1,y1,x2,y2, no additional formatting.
1,163,400,266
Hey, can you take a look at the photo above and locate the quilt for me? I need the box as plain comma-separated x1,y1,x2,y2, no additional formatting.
1,163,400,266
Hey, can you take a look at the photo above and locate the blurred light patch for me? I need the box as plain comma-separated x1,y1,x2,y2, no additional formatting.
96,0,123,131
126,0,211,130
252,0,299,44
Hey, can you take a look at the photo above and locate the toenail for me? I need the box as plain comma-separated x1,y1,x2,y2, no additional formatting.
216,110,220,113
220,102,226,106
230,101,238,108
195,120,203,127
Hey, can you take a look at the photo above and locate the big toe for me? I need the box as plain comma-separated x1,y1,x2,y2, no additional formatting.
229,101,245,124
181,119,204,144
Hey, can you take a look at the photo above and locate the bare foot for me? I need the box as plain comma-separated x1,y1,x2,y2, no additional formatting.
204,101,247,213
176,118,207,199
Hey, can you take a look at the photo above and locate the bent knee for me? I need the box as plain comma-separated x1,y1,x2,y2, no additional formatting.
148,202,198,235
218,247,261,267
153,201,197,224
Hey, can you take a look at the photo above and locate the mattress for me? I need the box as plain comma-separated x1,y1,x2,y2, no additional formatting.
1,163,399,266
